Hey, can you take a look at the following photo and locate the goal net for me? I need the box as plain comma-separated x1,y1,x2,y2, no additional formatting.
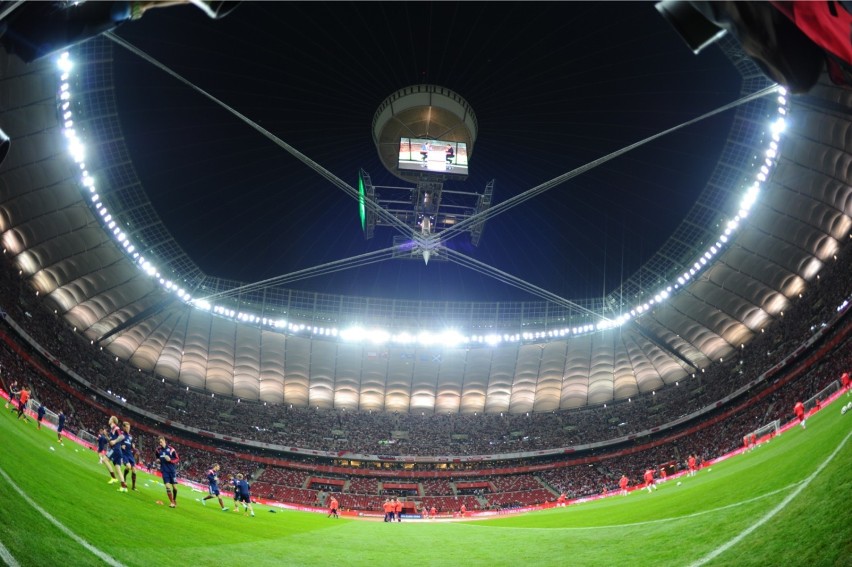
804,380,840,413
744,419,780,447
21,397,60,427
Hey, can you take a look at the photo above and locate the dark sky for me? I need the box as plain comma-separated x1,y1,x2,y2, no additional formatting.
111,1,741,304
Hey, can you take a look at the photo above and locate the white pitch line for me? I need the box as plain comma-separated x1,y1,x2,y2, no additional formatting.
460,483,802,531
690,429,851,567
591,483,803,529
0,465,126,567
0,540,20,567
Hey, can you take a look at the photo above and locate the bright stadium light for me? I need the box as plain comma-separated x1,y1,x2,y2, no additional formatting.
770,117,786,136
57,52,73,72
340,327,365,342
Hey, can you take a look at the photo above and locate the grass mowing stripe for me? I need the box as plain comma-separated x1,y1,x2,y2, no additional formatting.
0,540,20,567
0,465,126,567
690,428,852,567
598,482,803,529
460,482,803,531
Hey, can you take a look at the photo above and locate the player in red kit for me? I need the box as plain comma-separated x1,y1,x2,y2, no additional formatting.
619,474,629,496
327,495,339,518
794,401,806,429
842,372,850,395
644,469,657,492
688,454,697,477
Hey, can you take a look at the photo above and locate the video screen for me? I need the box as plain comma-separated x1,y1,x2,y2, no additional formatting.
398,137,469,176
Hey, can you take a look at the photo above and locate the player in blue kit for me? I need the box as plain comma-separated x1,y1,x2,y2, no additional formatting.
155,436,179,508
229,474,240,512
56,411,66,443
4,379,17,410
120,421,138,491
201,463,228,511
96,427,119,484
36,403,45,429
107,416,128,492
234,474,255,517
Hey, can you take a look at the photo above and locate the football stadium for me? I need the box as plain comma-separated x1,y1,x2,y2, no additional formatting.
0,3,850,566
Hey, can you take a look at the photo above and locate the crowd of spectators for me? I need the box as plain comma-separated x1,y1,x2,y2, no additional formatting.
0,238,850,509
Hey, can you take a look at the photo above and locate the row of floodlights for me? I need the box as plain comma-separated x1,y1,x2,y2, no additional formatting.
57,53,193,305
56,52,788,348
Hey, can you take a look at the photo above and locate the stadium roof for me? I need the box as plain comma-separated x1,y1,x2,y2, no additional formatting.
0,3,849,414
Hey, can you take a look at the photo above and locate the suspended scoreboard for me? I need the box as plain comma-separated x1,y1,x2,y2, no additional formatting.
372,84,477,183
361,85,492,252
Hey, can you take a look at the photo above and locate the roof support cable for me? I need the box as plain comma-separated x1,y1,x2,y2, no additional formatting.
199,245,399,302
430,84,781,246
103,31,422,244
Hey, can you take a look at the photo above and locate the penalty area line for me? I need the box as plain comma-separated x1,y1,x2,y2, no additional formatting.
0,465,126,567
690,428,851,567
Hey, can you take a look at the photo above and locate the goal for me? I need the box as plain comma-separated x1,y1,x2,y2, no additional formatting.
803,380,840,413
744,419,780,448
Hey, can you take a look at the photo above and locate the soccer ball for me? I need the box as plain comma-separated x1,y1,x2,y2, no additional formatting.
676,481,682,486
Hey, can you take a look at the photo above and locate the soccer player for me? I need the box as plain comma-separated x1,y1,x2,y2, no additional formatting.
56,411,66,442
430,506,436,519
794,400,806,429
394,497,403,522
644,468,657,492
659,466,667,483
5,379,18,410
327,494,339,518
842,371,850,395
120,422,138,491
229,475,240,512
97,428,118,483
382,498,393,522
459,503,466,518
36,402,45,429
16,386,30,421
619,474,629,496
107,416,128,491
556,492,567,507
687,454,697,477
107,415,127,492
234,474,254,517
155,436,179,508
201,464,228,511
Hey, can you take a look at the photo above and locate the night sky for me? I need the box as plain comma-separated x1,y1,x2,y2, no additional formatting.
110,1,742,304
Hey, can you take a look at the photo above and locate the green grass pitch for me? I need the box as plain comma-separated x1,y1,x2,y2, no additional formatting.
0,401,849,566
